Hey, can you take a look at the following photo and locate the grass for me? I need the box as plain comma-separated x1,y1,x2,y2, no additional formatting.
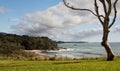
0,57,120,71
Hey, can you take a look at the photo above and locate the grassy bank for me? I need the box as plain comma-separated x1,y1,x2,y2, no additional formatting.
0,57,120,71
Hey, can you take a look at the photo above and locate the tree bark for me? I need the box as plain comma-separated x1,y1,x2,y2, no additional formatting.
101,28,115,61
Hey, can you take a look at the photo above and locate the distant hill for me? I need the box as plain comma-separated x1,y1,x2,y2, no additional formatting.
0,32,59,50
57,41,88,44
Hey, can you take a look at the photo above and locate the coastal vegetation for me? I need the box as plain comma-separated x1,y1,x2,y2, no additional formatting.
0,32,59,59
0,32,120,71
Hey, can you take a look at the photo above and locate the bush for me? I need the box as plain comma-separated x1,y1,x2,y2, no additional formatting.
0,43,22,55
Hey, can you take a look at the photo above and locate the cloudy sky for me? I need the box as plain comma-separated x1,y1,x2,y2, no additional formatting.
0,0,120,42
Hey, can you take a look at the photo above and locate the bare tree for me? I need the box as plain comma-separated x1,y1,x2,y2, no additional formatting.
63,0,118,61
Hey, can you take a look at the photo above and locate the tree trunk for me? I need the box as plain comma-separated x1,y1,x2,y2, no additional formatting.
101,28,115,61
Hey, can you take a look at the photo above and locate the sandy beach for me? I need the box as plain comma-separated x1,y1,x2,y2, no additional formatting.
24,50,52,60
24,49,73,60
24,50,45,53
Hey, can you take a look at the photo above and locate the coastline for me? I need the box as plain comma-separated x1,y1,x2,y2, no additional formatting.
24,50,46,53
24,50,51,60
23,48,74,60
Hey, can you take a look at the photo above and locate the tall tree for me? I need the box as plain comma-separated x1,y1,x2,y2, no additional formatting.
63,0,118,61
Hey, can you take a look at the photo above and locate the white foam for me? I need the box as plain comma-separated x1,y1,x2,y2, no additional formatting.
59,48,74,52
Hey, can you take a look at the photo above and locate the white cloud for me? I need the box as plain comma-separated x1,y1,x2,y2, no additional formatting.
117,0,120,16
114,25,120,32
12,0,120,42
0,6,6,14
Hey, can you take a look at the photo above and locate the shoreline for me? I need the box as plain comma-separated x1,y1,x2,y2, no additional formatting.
22,50,53,60
24,50,46,53
24,49,74,60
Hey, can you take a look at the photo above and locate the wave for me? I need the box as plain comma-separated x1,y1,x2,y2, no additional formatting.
59,48,74,51
37,42,120,58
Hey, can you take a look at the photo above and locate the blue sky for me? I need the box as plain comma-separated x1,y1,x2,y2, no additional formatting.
0,0,120,42
0,0,61,32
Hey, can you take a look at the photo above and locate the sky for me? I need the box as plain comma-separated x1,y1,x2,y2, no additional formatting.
0,0,120,42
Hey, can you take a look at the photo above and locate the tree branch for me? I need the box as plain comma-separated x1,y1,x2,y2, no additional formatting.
63,0,96,16
94,0,104,25
109,0,118,28
107,0,112,16
63,0,104,18
99,0,107,15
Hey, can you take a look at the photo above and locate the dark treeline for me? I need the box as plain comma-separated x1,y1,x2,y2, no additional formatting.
0,32,59,54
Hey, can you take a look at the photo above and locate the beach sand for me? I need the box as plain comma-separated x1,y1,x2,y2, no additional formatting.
24,50,51,60
24,49,72,60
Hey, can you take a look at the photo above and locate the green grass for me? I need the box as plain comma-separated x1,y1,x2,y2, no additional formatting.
0,58,120,71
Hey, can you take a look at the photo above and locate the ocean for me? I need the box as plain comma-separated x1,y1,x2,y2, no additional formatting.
40,42,120,58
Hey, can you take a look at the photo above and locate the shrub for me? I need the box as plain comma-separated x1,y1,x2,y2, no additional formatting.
0,43,22,55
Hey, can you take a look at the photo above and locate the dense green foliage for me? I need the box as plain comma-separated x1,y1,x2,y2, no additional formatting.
0,32,59,55
0,58,120,71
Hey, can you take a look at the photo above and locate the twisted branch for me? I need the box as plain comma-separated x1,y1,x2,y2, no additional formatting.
106,0,112,16
94,0,104,25
63,0,104,18
63,0,118,29
109,0,118,28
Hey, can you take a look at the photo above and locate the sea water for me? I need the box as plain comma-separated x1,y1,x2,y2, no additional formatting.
40,42,120,58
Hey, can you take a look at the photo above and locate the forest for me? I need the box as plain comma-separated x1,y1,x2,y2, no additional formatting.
0,32,59,55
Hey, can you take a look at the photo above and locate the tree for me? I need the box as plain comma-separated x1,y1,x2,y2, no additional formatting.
63,0,118,61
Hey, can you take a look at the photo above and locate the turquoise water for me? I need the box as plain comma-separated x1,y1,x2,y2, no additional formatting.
40,42,120,58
